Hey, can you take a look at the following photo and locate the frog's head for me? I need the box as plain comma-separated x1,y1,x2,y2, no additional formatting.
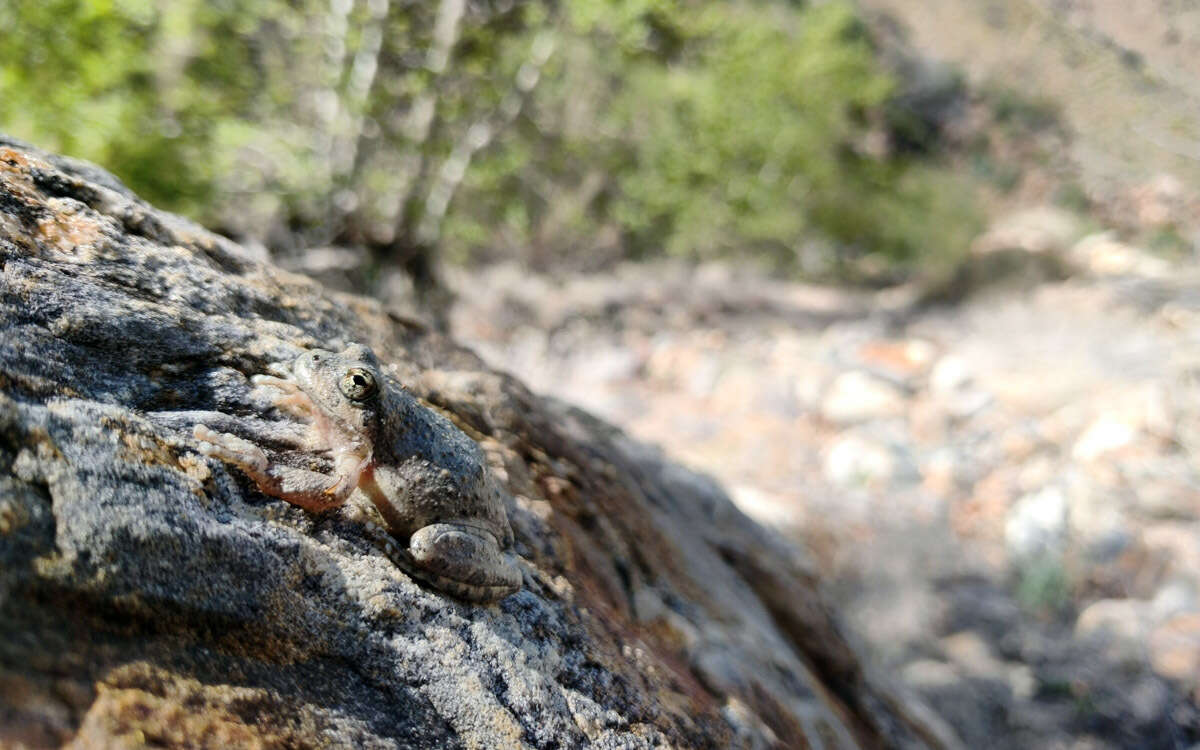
291,343,387,436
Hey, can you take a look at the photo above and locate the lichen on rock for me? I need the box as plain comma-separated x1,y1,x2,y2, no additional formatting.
0,136,957,749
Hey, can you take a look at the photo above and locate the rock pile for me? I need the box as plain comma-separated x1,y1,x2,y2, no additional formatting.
452,250,1200,748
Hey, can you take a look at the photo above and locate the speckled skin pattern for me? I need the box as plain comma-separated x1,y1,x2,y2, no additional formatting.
194,344,521,603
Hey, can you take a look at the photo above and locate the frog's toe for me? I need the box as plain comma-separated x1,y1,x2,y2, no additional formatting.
408,523,522,603
192,425,268,471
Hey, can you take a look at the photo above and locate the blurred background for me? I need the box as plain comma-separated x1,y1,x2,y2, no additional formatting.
4,0,1200,746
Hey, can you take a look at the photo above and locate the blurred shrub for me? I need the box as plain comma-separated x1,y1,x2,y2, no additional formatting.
883,57,967,156
0,0,982,282
1053,181,1093,214
982,82,1063,132
0,0,240,215
1,0,551,256
456,0,982,278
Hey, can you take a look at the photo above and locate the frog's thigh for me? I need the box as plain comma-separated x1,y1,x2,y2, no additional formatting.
409,523,522,590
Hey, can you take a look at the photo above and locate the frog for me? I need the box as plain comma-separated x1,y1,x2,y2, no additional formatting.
192,343,522,603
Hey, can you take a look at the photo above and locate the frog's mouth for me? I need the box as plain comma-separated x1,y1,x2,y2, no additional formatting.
286,349,355,416
253,351,374,447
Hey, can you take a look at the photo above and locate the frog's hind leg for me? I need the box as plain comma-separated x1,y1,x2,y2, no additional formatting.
405,523,522,603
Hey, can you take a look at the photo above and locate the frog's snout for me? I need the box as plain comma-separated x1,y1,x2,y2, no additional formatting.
293,348,332,382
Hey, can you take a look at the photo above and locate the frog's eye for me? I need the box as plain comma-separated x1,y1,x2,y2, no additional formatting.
339,368,378,402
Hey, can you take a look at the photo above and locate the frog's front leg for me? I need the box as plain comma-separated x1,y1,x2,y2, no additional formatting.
407,522,523,603
193,425,359,513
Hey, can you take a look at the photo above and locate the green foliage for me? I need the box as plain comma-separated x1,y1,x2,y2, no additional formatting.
455,0,982,276
0,0,546,242
1015,554,1072,617
0,0,983,281
1147,224,1192,258
983,83,1063,132
0,0,207,212
1053,181,1093,213
615,3,891,262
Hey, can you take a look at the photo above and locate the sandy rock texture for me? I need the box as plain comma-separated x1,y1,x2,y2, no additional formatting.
0,136,956,749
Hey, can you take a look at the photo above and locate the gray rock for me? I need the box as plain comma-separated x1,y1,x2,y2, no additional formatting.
0,138,959,748
821,370,908,424
1151,578,1198,623
824,434,897,487
927,354,972,395
1075,598,1152,664
1070,233,1170,278
1005,486,1069,564
1066,476,1131,564
974,207,1081,257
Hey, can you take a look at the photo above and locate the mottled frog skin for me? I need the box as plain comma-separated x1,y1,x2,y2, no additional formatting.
194,344,521,603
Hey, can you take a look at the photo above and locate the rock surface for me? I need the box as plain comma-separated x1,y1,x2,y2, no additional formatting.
0,138,957,748
447,252,1200,747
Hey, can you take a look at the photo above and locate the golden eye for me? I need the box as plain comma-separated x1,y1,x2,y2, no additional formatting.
338,368,378,402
